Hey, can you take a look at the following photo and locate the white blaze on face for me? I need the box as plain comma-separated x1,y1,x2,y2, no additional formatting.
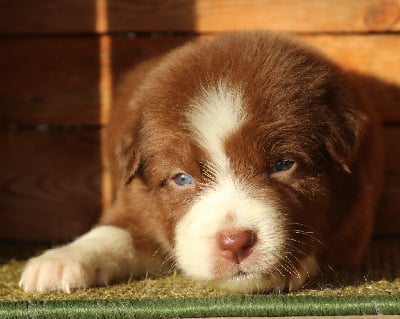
185,80,247,171
176,81,287,292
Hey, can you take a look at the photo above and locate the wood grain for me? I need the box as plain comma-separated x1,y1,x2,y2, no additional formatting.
1,0,400,34
0,129,102,241
301,34,400,89
301,34,400,124
190,0,400,33
0,0,97,35
0,37,101,125
1,35,399,125
0,36,188,126
0,127,398,241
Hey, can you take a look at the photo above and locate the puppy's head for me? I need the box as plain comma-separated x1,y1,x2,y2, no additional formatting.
117,33,368,292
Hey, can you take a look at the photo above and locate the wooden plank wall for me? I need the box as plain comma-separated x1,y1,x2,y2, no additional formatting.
0,0,399,241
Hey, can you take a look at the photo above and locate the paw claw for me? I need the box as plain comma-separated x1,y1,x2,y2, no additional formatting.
19,248,95,293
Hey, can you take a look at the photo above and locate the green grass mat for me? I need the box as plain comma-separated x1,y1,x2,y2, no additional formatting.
1,295,400,319
1,238,399,318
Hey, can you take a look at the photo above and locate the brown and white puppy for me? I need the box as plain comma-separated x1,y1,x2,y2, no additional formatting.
20,32,382,294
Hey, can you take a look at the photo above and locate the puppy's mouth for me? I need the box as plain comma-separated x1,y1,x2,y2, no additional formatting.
211,270,269,293
225,270,256,282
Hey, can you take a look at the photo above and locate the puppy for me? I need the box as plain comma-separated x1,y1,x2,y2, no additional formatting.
20,32,382,294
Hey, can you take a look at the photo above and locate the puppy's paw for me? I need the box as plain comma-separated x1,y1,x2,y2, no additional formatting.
19,226,137,293
273,255,320,293
19,247,106,293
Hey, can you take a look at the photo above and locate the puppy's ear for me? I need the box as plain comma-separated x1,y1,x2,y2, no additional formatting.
115,119,144,185
323,76,369,173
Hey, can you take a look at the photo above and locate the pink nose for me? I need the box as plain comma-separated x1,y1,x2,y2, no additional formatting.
217,229,257,264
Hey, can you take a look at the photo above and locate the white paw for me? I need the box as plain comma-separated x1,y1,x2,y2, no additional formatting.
19,247,106,293
19,226,137,293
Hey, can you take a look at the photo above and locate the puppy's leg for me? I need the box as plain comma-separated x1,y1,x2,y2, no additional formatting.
285,254,320,292
19,225,138,293
269,255,319,293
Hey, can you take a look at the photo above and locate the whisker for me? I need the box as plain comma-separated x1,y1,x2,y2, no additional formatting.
287,237,311,249
276,259,293,276
158,251,176,275
271,264,284,277
282,255,301,277
284,242,309,257
288,253,310,279
291,229,325,247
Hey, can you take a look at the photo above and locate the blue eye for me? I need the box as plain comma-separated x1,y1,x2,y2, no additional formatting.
173,173,194,186
272,160,295,173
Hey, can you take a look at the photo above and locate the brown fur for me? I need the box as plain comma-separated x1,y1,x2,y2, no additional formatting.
102,32,382,283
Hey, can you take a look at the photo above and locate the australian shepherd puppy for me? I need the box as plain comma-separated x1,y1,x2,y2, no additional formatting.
20,32,382,294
